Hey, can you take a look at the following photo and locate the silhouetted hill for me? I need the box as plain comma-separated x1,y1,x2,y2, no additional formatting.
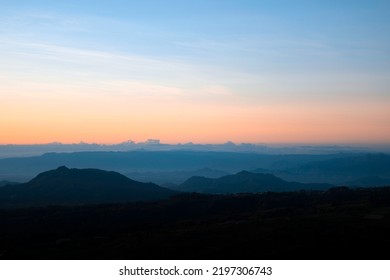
178,171,332,193
0,166,177,208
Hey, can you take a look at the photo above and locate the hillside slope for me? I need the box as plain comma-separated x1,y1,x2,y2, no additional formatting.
0,166,177,208
178,171,332,193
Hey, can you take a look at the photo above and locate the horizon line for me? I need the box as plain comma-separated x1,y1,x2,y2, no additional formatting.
1,140,390,147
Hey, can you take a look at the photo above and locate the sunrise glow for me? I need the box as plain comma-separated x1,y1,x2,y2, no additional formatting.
1,1,389,145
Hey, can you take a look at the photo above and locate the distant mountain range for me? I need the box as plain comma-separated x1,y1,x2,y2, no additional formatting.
2,161,390,208
0,150,359,182
175,170,333,194
2,141,383,159
0,151,389,187
0,167,335,208
277,153,390,186
0,166,177,208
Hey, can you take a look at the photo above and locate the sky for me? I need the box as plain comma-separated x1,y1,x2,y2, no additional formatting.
1,0,389,145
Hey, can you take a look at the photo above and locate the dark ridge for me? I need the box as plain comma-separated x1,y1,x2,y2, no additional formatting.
0,186,390,260
178,170,333,193
0,167,177,208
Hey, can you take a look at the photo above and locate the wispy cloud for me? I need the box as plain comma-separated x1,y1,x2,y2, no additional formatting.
0,37,245,106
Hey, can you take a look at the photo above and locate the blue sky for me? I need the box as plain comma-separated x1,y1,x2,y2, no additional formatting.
1,0,389,144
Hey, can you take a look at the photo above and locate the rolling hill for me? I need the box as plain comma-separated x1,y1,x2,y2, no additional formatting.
177,170,332,194
0,166,177,208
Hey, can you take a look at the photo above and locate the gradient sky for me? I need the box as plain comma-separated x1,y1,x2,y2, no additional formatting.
1,0,389,144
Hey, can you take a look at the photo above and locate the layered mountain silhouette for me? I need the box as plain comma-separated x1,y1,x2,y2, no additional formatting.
279,153,390,185
296,153,390,175
0,150,351,182
125,167,229,185
0,166,177,208
0,151,387,186
177,170,332,194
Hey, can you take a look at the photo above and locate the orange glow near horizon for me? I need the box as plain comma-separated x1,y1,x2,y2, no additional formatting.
2,90,389,145
1,3,390,147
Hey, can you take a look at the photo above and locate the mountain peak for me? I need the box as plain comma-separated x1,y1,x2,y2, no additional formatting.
236,170,252,176
56,166,69,172
180,170,331,194
0,167,177,208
